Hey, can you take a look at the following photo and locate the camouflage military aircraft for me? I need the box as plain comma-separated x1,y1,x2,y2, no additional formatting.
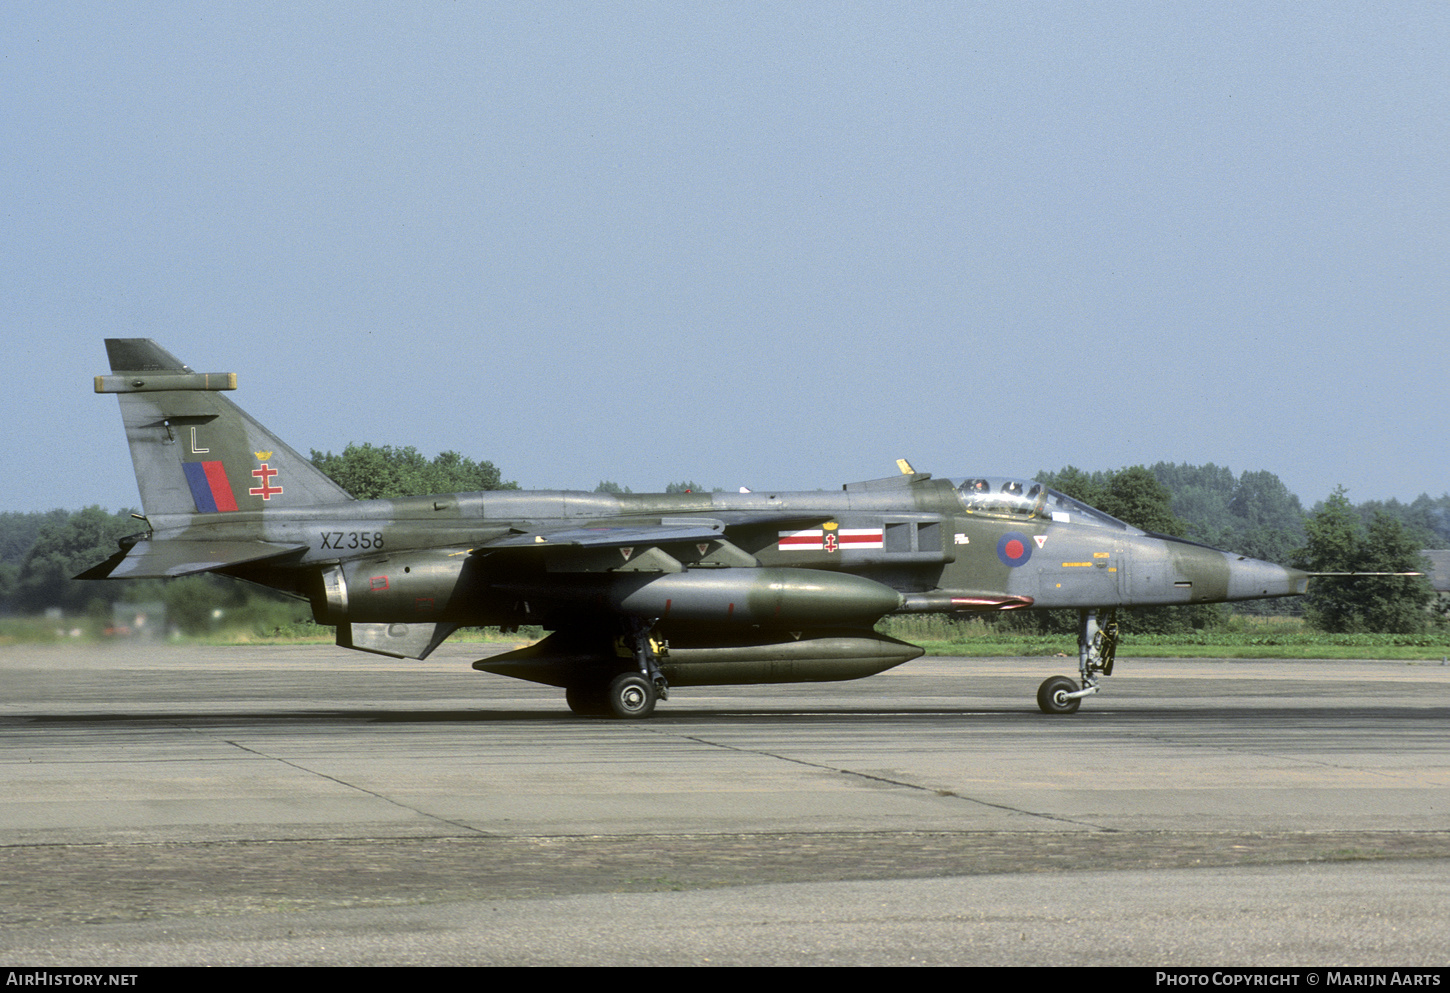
83,339,1311,717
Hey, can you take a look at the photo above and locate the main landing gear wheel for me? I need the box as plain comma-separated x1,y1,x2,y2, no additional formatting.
565,685,609,717
606,672,657,719
1037,675,1081,715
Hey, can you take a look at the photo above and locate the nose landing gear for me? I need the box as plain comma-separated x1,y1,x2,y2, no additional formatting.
1037,608,1118,714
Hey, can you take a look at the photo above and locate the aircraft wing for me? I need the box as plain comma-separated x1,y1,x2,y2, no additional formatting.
76,539,308,579
481,521,728,549
475,512,837,571
479,512,834,551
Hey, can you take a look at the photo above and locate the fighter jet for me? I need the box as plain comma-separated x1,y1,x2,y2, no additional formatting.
82,339,1310,717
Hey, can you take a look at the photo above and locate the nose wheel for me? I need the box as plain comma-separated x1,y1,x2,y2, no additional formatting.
1036,675,1081,714
1036,608,1118,714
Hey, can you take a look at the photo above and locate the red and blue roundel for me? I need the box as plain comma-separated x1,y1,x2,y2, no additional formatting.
997,532,1032,567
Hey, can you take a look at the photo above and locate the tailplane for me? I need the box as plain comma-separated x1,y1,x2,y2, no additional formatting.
99,339,353,518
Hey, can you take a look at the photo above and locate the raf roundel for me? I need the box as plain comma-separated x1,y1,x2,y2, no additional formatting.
997,531,1033,568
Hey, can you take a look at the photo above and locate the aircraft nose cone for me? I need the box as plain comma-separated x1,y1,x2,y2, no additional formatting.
1226,557,1309,601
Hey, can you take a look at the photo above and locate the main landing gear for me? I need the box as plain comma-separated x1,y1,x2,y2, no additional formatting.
566,672,658,719
1037,608,1118,715
564,619,669,719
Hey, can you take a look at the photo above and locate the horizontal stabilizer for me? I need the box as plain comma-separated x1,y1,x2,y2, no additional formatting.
76,539,306,579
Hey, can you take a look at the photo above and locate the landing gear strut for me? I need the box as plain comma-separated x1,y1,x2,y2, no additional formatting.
1037,608,1118,714
622,616,669,703
563,619,669,719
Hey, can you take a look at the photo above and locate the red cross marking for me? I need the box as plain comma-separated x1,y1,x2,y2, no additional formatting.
249,462,284,500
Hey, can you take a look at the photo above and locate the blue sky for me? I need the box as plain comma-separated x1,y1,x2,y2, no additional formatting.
3,3,1445,512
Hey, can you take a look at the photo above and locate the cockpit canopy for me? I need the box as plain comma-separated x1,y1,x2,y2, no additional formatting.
949,477,1140,532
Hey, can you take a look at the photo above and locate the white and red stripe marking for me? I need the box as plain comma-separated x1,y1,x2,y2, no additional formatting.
836,528,884,550
778,528,883,551
778,529,824,550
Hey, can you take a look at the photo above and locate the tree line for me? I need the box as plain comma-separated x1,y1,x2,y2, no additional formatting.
0,450,1442,634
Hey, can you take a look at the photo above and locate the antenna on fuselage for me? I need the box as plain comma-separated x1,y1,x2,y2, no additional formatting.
1306,572,1424,577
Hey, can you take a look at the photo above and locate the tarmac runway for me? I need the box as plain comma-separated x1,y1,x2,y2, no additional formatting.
2,641,1448,966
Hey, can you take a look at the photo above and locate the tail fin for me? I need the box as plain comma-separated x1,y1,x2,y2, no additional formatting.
100,339,353,518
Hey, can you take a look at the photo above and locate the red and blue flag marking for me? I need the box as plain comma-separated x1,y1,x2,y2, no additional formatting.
182,461,239,513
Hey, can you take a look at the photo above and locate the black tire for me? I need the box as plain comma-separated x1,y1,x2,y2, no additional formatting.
565,685,607,717
606,672,657,719
1037,675,1081,715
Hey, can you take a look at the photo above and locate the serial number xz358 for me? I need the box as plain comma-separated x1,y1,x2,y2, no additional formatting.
319,532,384,550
